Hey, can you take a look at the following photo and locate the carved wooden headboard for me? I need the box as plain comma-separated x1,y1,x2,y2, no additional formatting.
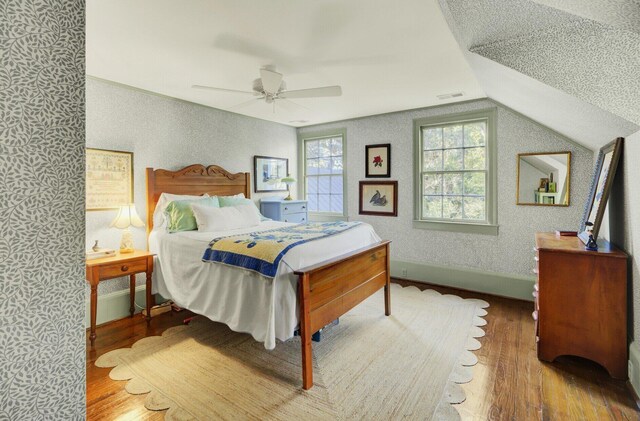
146,164,251,235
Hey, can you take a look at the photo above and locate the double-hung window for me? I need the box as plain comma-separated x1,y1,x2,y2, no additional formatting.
414,110,497,235
299,129,347,220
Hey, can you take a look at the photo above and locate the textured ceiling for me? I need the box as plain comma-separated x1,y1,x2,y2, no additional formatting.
86,0,485,127
439,0,640,149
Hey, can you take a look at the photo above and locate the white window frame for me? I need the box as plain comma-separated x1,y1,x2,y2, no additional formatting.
298,128,348,221
413,109,498,235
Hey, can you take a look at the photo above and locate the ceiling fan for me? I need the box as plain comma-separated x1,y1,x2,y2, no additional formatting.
192,66,342,112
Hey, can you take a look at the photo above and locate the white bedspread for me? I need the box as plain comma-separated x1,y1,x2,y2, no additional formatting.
149,221,381,349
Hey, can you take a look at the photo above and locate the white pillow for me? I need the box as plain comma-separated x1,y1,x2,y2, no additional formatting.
153,193,209,230
192,203,261,232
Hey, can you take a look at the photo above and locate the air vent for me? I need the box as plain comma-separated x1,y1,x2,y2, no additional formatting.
289,119,309,124
437,92,464,100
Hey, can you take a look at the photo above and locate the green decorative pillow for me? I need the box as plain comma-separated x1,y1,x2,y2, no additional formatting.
165,197,219,233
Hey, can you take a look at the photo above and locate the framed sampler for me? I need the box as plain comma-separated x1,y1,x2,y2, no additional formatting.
86,148,134,211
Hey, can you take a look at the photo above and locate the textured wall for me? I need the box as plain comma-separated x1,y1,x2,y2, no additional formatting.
86,78,297,295
298,99,593,278
438,0,640,150
603,130,640,346
0,1,85,418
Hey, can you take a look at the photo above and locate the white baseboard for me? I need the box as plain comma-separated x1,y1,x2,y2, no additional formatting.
391,259,536,301
84,285,151,328
629,341,640,397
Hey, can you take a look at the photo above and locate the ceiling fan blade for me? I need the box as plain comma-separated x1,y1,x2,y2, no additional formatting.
279,98,312,112
229,97,264,110
192,85,255,95
260,68,283,94
279,85,342,99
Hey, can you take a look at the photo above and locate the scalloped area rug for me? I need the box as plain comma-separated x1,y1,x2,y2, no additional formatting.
96,283,488,420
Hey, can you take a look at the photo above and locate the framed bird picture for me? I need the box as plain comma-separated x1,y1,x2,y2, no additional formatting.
365,144,391,177
359,180,398,216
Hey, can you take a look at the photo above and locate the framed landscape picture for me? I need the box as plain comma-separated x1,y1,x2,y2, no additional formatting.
365,144,391,177
86,148,133,211
359,181,398,216
254,155,288,192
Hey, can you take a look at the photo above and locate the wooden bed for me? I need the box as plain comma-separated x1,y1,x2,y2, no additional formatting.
146,164,391,390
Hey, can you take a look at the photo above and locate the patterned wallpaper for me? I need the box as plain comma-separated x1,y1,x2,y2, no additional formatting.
0,0,85,419
85,77,297,296
298,99,594,278
442,0,640,126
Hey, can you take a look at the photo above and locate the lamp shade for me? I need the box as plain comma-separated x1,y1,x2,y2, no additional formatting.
110,204,145,229
281,176,296,184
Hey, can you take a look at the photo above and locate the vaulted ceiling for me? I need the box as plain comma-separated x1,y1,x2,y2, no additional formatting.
439,0,639,150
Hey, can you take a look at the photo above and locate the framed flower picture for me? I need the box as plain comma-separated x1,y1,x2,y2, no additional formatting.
365,143,391,178
359,180,398,217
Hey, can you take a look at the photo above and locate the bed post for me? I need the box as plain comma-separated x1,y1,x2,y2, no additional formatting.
298,272,313,390
384,242,391,316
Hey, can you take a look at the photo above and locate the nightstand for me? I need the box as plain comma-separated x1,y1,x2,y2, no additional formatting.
260,199,308,223
85,250,155,347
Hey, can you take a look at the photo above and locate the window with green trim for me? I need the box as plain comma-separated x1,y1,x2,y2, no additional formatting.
303,135,344,214
414,109,497,234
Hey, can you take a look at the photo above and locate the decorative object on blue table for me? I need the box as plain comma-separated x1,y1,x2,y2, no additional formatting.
281,175,296,200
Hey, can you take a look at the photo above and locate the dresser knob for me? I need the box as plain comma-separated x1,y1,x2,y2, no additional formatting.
302,206,306,209
284,207,288,211
121,265,128,272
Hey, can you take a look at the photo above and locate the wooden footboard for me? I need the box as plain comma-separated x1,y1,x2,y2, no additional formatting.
294,240,391,390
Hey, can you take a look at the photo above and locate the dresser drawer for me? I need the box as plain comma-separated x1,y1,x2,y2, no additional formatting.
99,259,148,280
282,212,307,223
282,202,307,215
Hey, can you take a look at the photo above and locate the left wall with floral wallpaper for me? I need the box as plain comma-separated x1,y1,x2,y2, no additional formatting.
0,0,85,418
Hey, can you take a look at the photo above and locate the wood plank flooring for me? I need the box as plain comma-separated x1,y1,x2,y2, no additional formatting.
87,280,640,420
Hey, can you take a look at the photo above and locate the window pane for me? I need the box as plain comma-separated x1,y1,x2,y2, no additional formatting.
464,122,486,147
318,176,330,194
443,196,463,219
331,138,342,156
443,148,463,171
331,195,343,213
318,158,331,174
318,194,330,212
463,197,485,220
307,194,318,212
306,158,319,175
423,150,443,171
443,125,463,148
330,175,343,194
331,157,343,173
306,140,320,158
318,139,332,158
423,128,442,150
423,174,442,195
464,147,485,170
306,176,319,195
463,172,485,196
423,196,442,219
443,173,463,195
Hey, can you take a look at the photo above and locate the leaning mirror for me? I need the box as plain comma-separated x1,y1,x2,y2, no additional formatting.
516,152,571,206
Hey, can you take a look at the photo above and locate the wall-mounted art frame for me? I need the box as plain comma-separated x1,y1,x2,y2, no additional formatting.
359,180,398,216
578,137,624,244
254,155,288,192
86,148,134,211
365,143,391,178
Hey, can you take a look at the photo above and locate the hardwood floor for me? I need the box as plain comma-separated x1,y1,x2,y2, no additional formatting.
87,280,640,420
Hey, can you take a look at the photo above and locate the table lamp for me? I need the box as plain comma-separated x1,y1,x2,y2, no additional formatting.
281,175,296,201
110,204,145,253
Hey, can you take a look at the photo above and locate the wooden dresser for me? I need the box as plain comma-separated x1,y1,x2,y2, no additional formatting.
534,232,628,378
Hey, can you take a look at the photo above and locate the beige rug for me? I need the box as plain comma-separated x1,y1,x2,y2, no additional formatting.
96,283,489,420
